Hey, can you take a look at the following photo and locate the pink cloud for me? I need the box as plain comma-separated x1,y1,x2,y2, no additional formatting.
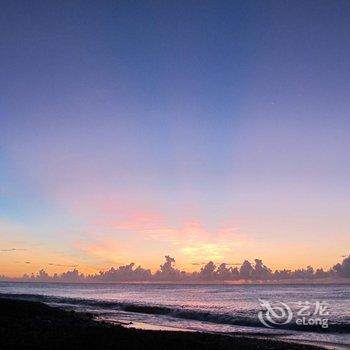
72,206,245,268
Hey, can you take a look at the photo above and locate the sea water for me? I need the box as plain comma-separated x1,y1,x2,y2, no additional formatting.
0,282,349,347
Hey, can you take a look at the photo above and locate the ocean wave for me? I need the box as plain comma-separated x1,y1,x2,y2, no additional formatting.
1,293,349,334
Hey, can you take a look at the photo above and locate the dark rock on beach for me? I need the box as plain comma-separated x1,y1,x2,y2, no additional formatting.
0,298,322,350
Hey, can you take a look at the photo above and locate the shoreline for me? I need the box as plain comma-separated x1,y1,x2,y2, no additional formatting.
123,322,350,350
0,297,329,350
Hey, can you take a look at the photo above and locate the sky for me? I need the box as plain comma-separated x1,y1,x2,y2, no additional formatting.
1,0,349,277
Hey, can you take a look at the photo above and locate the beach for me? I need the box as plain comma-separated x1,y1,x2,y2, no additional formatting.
0,297,326,350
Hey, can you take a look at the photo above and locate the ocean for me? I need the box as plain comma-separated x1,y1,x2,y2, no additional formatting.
0,282,349,347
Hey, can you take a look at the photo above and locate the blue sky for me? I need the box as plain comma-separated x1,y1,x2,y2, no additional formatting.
0,0,349,275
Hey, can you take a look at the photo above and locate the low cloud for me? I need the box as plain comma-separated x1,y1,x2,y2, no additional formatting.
0,248,28,252
332,255,350,278
1,255,349,283
48,263,78,268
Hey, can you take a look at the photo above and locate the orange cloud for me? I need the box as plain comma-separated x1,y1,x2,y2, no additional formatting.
73,209,245,271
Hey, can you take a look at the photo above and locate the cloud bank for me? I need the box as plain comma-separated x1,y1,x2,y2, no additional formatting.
1,255,349,283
